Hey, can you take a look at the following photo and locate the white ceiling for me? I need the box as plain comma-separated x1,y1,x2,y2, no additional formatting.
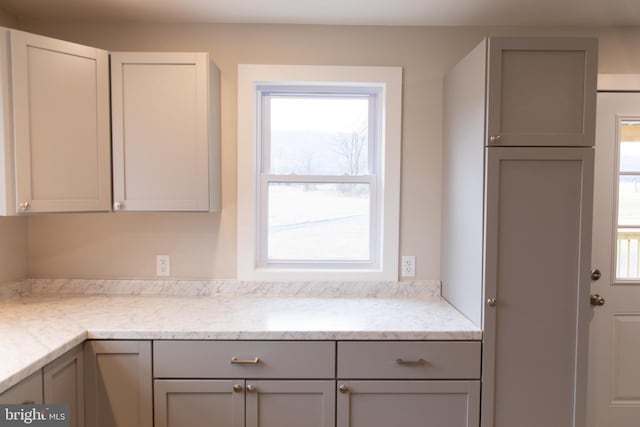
0,0,639,26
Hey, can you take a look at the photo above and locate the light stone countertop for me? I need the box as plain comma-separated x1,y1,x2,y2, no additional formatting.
0,280,481,394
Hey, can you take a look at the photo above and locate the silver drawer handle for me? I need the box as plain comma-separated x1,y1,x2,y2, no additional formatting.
21,400,36,405
231,357,261,365
396,358,427,366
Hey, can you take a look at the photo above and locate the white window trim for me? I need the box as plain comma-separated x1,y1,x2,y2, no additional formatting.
237,64,402,281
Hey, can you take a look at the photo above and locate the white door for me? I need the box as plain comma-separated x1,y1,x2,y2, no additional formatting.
588,90,640,427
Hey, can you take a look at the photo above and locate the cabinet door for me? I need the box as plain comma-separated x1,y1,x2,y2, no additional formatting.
43,344,84,427
10,30,110,213
337,380,479,427
84,340,152,427
486,37,597,147
482,147,594,427
110,52,211,212
154,380,244,427
0,370,43,404
246,381,334,427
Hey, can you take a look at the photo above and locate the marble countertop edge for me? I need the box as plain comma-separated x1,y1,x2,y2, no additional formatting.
0,331,87,394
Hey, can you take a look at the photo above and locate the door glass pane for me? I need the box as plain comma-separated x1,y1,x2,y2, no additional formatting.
620,141,640,172
618,175,640,226
617,120,640,280
268,97,369,175
267,182,370,261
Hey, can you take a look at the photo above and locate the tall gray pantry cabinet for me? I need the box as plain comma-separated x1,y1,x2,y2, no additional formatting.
441,37,597,427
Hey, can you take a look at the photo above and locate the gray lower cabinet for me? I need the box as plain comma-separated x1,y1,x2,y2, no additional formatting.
0,344,84,419
154,379,334,427
0,370,43,404
336,341,481,427
154,380,244,427
336,380,480,427
153,341,336,427
84,340,152,427
245,380,334,427
43,344,84,427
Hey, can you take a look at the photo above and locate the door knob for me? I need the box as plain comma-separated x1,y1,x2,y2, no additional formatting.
590,293,605,306
487,297,497,307
591,268,602,281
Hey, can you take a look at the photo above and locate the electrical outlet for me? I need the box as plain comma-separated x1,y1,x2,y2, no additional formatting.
401,256,416,278
156,255,170,277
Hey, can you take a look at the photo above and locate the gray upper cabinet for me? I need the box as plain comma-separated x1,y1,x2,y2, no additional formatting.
486,37,598,147
84,340,152,427
43,344,84,427
110,52,220,213
442,37,597,427
0,28,111,215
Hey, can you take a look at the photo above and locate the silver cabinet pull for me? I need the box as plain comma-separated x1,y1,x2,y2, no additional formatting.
489,135,502,144
233,384,243,393
231,357,261,365
246,384,257,393
487,297,497,307
21,401,36,405
396,358,427,366
19,201,31,211
113,201,123,211
338,385,349,393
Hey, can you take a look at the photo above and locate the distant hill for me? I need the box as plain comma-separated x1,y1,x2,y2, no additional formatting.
270,130,368,175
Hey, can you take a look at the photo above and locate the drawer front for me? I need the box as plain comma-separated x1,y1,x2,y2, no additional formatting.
154,341,335,379
337,341,481,379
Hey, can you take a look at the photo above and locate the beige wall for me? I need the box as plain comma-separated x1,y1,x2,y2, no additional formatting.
0,217,28,283
14,20,640,280
0,7,27,285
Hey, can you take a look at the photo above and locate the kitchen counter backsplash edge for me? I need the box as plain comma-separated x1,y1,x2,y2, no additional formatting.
1,278,441,299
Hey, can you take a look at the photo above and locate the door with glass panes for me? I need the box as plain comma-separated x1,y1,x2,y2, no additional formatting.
588,90,640,427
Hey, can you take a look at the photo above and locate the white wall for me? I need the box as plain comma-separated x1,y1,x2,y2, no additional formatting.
13,20,640,280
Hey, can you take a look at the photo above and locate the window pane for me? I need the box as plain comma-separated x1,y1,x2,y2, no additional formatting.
619,175,640,226
620,121,640,172
269,97,369,175
617,229,640,279
620,141,640,172
267,183,370,261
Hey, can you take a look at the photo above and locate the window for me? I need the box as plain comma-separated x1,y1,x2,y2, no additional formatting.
237,65,402,280
616,119,640,280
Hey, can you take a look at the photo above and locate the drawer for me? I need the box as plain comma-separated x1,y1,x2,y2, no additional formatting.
337,341,481,379
154,341,335,379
